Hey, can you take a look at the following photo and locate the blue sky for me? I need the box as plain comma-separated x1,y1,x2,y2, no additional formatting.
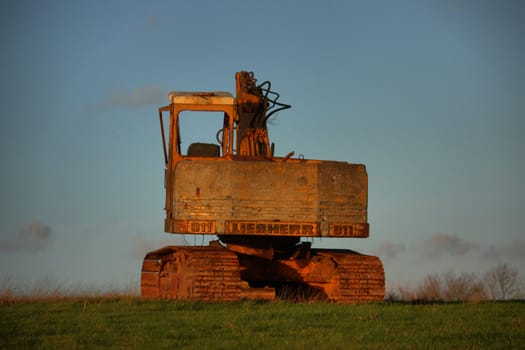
1,0,524,292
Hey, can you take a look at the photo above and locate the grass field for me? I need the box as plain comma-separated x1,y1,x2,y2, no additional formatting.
1,298,524,349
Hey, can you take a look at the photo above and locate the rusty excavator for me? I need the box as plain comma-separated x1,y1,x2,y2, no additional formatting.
141,71,385,302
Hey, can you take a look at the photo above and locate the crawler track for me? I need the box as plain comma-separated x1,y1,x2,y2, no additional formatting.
240,249,385,302
318,250,385,302
141,246,384,302
141,245,242,301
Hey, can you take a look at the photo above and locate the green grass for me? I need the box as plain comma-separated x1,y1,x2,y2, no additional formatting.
1,299,524,349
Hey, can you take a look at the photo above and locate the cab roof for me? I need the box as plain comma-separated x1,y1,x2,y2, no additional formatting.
168,91,234,105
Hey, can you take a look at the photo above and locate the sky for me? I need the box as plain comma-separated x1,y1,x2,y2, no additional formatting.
1,0,524,293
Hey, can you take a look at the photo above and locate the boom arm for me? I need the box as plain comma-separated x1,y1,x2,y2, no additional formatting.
235,71,290,157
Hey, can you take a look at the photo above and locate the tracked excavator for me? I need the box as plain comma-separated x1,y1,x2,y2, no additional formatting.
141,71,384,302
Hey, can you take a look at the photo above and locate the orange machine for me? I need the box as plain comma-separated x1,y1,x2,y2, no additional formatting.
141,72,384,302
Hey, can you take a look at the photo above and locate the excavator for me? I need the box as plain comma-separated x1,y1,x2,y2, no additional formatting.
141,71,384,302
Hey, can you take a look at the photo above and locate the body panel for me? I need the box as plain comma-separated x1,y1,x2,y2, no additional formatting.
165,159,369,238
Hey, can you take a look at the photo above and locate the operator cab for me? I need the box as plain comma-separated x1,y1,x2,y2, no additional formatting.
159,72,291,166
159,91,236,164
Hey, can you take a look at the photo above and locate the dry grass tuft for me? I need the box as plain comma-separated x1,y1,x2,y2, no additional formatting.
0,275,139,304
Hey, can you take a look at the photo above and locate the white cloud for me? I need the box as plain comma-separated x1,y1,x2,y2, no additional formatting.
93,86,165,111
130,235,188,259
482,240,525,261
422,233,478,258
0,221,52,253
375,241,406,260
144,16,159,31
